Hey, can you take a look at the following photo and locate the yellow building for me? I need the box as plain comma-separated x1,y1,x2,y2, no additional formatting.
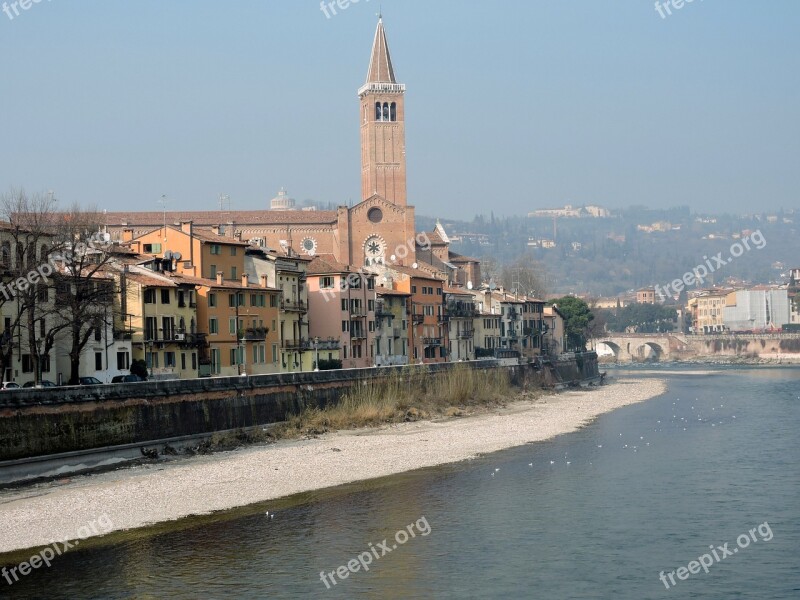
118,266,201,380
687,290,729,333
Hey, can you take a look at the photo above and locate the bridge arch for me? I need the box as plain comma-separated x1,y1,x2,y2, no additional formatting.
633,342,664,362
597,341,622,361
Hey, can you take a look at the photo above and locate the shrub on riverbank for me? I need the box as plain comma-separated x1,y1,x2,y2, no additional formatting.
276,364,530,438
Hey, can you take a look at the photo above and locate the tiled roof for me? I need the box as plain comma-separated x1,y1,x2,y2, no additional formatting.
376,287,410,296
307,256,353,275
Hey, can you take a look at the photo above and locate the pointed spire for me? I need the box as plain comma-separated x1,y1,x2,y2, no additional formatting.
366,17,396,84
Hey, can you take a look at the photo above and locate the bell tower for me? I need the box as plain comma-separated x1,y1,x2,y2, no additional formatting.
359,17,407,206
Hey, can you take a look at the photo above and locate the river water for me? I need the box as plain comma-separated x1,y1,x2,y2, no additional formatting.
3,366,799,599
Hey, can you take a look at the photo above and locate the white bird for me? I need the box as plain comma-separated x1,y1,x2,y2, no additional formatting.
550,460,555,464
566,461,571,465
528,463,533,467
495,468,500,472
597,445,603,448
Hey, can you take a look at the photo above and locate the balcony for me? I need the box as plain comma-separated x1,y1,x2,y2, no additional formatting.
282,339,303,350
113,329,133,341
240,327,268,341
350,330,367,340
438,314,450,323
446,304,478,318
306,338,341,351
412,314,424,325
350,307,366,318
281,299,306,312
507,310,520,321
375,305,393,318
458,330,474,339
423,338,442,346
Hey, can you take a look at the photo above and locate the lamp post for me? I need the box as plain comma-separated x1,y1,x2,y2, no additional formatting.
35,339,42,388
314,336,320,371
239,334,247,376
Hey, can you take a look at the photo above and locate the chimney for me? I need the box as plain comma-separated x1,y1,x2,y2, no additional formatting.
211,225,220,236
216,272,224,285
226,222,235,239
181,220,193,235
241,274,249,288
260,275,269,289
122,229,134,242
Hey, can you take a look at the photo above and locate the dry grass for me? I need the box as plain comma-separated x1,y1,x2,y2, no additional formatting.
274,365,539,440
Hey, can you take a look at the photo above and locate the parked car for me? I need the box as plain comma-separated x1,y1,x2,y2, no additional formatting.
1,381,20,390
111,374,143,383
78,377,103,386
22,380,58,388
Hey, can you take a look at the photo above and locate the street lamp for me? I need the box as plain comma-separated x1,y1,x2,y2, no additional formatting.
148,339,154,379
239,333,247,377
35,339,43,388
314,336,320,371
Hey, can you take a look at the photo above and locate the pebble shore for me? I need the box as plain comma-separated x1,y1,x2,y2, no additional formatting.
0,377,666,554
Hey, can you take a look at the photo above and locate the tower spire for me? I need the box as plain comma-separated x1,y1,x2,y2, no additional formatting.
366,16,396,84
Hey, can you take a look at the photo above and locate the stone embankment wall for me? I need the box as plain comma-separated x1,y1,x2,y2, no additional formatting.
0,355,598,461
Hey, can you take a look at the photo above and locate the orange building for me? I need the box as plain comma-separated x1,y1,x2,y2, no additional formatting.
169,272,281,377
389,265,447,363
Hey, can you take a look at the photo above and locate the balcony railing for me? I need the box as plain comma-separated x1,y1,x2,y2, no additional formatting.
240,327,268,341
423,338,442,346
308,338,341,351
458,330,474,339
281,299,306,312
438,314,450,323
350,307,366,318
282,339,303,350
350,330,367,340
412,314,424,325
375,305,393,318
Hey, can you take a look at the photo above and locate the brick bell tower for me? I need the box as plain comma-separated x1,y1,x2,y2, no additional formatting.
359,17,407,206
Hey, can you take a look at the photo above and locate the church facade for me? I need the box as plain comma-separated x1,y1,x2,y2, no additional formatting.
105,18,418,271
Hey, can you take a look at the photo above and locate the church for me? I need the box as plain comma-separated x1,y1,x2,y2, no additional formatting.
105,18,425,270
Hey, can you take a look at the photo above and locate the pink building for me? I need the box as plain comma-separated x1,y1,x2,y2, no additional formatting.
307,256,377,369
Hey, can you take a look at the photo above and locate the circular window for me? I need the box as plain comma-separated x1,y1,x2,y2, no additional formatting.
301,238,317,255
368,207,383,223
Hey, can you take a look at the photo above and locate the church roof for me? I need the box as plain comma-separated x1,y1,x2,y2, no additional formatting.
105,210,338,227
366,18,396,84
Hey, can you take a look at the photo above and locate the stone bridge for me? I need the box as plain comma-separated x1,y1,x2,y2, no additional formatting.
594,333,693,362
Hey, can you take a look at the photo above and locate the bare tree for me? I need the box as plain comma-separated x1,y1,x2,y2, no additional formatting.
0,190,117,384
48,203,117,384
0,189,65,384
500,255,548,298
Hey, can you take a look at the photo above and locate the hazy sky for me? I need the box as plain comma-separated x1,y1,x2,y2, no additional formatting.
1,1,798,217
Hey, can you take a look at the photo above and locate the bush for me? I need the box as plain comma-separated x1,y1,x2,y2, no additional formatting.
317,359,343,371
130,359,148,380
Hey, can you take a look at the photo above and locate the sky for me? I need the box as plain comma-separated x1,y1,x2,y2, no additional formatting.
0,0,798,218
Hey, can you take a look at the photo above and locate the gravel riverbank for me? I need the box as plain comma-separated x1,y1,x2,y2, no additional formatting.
0,377,666,554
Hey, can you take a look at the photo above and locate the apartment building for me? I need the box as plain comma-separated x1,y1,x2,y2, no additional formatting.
443,288,476,361
307,257,374,369
374,288,410,366
245,248,315,371
687,290,730,333
389,266,447,364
